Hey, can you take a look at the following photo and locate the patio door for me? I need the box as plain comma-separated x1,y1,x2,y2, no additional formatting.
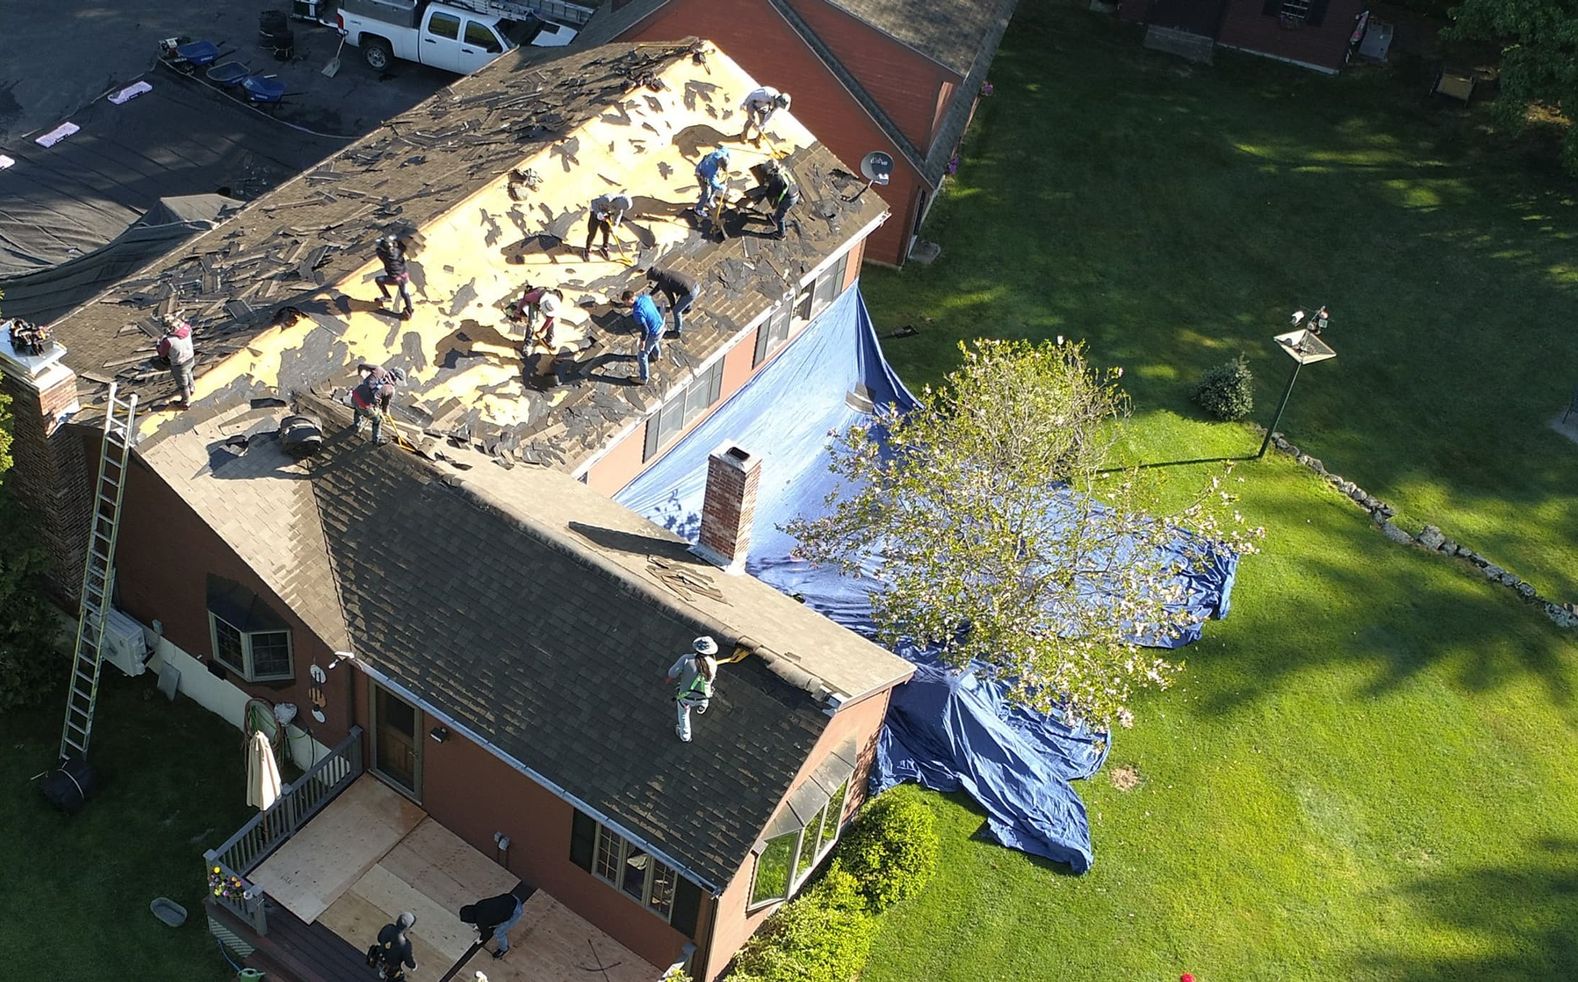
372,683,422,801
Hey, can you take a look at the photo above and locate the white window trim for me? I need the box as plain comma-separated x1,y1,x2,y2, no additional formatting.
591,822,680,923
207,611,294,683
746,779,850,912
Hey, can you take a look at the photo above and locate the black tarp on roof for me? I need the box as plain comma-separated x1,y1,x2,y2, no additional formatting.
0,76,341,278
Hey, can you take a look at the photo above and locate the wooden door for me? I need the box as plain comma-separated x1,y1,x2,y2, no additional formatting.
373,683,422,800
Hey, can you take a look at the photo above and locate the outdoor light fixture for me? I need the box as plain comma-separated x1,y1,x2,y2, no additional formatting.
326,650,356,670
429,725,449,744
1258,307,1338,459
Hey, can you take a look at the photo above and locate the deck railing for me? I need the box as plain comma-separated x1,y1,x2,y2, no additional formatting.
203,725,364,936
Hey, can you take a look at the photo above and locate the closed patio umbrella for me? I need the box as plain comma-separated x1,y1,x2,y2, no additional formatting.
246,729,283,811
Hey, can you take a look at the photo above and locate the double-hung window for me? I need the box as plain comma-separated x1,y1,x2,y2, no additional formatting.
569,811,703,935
642,358,725,461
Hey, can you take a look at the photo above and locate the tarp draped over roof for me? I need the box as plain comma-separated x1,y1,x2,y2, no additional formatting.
616,286,1237,871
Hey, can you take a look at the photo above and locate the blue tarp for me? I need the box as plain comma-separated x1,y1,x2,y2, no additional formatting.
617,286,1235,872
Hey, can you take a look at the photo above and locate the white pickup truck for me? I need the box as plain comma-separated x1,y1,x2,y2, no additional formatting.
336,0,583,75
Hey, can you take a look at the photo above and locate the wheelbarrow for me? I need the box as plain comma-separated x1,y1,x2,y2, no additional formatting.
206,62,251,88
159,38,228,74
240,74,289,111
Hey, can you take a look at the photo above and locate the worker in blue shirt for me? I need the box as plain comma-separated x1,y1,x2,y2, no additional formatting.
623,289,665,384
693,147,731,216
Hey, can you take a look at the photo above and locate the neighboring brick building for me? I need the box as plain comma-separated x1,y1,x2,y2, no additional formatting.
582,0,1020,266
1121,0,1369,73
2,39,914,982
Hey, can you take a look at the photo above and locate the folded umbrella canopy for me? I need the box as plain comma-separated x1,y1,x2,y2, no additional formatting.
246,730,283,811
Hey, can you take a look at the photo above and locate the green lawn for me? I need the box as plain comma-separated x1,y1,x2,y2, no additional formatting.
859,3,1578,980
0,678,250,981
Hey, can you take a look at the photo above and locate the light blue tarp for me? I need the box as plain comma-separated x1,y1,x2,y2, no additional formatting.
617,286,1235,872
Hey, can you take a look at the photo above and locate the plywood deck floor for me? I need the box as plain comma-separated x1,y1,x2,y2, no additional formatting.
455,891,656,982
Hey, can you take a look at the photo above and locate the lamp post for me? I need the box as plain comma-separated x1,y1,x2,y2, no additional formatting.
1257,307,1337,459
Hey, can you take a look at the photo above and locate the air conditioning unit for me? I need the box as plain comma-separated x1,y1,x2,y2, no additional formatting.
102,608,150,678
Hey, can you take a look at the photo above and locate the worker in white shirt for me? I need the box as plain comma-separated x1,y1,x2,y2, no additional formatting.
665,636,719,742
740,87,791,145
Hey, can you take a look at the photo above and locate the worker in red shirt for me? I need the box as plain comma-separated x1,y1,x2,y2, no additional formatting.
350,363,405,445
156,313,197,408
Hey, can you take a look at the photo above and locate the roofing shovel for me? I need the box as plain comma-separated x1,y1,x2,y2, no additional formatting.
321,34,346,77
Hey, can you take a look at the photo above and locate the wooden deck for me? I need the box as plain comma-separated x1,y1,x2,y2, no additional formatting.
237,773,662,981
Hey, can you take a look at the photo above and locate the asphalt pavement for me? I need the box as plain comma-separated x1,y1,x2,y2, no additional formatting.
0,0,452,142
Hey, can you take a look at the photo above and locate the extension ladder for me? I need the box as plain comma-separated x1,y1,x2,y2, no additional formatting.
58,385,138,764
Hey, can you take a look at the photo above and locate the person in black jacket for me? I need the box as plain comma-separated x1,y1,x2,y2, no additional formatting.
374,911,418,980
459,891,526,958
350,362,406,445
374,234,415,320
643,264,701,337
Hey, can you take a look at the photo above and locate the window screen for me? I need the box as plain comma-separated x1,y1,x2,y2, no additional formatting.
211,617,245,674
429,12,460,38
753,302,793,367
249,631,293,681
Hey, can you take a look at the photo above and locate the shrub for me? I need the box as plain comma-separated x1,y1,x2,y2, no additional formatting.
729,871,875,982
836,788,940,912
1192,354,1255,422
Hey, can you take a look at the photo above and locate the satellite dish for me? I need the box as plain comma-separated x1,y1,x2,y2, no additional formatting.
860,151,894,187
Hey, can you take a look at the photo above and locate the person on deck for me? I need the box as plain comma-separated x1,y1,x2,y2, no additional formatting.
666,636,719,743
644,265,700,337
459,892,526,959
694,148,731,215
584,191,632,261
157,313,196,408
375,911,418,981
375,234,415,320
622,289,665,385
740,87,791,145
351,362,406,445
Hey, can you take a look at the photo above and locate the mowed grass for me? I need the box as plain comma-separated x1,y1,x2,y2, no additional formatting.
0,677,250,981
859,3,1578,979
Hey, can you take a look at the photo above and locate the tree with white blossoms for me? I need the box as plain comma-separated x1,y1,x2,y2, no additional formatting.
787,338,1262,728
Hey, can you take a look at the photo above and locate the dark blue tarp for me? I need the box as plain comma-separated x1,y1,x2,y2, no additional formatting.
617,286,1235,872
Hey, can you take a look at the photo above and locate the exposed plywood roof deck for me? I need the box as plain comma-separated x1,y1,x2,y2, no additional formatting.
50,39,885,475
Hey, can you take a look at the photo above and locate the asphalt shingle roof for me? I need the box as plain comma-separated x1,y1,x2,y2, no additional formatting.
821,0,1016,75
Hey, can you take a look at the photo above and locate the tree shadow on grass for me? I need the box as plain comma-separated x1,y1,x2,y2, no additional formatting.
1356,838,1578,979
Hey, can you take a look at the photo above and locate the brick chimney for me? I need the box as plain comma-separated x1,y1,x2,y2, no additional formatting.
693,443,761,573
0,322,92,601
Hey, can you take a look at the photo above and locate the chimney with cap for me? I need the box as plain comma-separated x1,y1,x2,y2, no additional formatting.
0,320,92,601
692,443,761,573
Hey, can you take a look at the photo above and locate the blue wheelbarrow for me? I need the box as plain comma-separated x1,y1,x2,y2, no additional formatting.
158,38,231,74
206,62,251,87
240,74,289,111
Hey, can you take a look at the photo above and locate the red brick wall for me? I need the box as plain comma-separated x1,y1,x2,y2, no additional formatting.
0,369,91,601
1214,0,1365,71
697,687,895,979
410,717,693,969
618,0,917,265
784,0,957,153
112,451,355,741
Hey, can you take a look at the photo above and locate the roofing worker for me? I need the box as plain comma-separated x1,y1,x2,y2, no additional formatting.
644,264,700,337
156,313,196,408
753,161,801,240
693,147,731,216
740,86,791,145
666,636,719,743
584,191,632,261
373,911,418,981
459,891,525,960
514,286,564,347
351,362,406,445
375,233,415,321
622,288,665,385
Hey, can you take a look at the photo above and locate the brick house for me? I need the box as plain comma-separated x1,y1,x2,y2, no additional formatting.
0,39,914,982
581,0,1020,266
1122,0,1369,73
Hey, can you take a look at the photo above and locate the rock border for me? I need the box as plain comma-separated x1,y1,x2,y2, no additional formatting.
1267,431,1578,631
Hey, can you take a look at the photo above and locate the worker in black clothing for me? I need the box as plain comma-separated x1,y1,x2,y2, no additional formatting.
584,192,632,261
644,264,701,337
351,362,406,445
459,891,526,958
374,911,418,980
748,161,800,239
375,234,415,320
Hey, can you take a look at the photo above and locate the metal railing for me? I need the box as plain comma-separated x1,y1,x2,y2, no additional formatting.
203,726,364,937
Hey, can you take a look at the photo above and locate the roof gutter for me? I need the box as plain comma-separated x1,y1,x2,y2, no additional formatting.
352,658,724,895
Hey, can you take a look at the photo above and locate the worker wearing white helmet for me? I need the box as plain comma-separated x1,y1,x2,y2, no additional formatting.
741,86,791,145
665,636,720,743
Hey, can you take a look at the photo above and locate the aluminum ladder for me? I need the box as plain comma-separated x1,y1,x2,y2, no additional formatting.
58,385,138,764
